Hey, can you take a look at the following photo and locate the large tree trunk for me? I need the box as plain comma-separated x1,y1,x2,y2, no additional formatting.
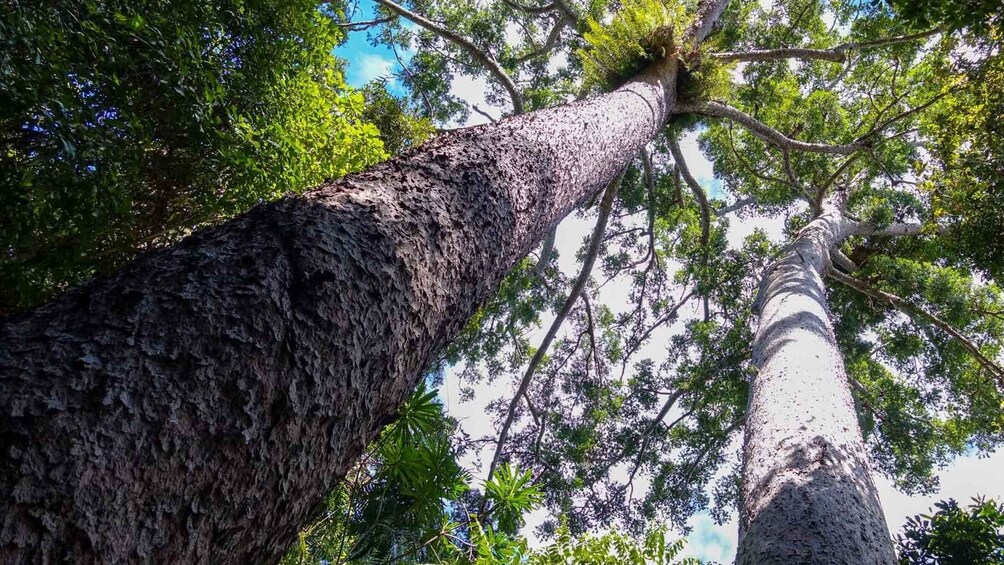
736,198,896,564
0,59,678,563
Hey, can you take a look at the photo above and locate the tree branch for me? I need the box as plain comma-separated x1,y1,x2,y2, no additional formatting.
723,122,797,193
668,135,712,319
815,152,864,209
783,150,815,203
471,104,498,123
484,169,625,491
710,28,941,64
831,248,860,273
676,101,866,155
375,0,525,114
391,37,435,117
336,16,395,30
641,147,657,266
855,222,926,237
581,293,603,380
627,389,686,482
828,270,1004,388
516,17,567,63
686,0,731,48
855,89,955,143
712,47,846,63
534,228,557,276
619,290,696,380
667,137,710,248
717,196,756,216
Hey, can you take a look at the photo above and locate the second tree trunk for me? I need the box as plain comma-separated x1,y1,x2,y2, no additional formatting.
737,204,896,564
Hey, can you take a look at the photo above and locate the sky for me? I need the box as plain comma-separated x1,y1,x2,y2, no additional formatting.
334,2,1004,561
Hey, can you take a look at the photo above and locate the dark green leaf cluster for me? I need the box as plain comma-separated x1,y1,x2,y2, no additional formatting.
833,253,1004,493
882,0,1003,31
896,497,1004,564
360,82,437,155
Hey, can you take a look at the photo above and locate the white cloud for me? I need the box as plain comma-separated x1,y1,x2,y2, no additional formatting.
348,53,396,87
683,513,739,564
679,131,715,181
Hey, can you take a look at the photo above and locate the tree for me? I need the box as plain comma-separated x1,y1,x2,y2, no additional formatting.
896,497,1004,564
0,2,726,561
3,0,1003,563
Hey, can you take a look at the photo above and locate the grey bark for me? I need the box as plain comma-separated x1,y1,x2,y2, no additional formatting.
737,197,896,564
0,58,679,563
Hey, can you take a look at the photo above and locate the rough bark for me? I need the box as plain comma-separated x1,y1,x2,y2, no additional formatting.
737,198,896,565
0,58,679,563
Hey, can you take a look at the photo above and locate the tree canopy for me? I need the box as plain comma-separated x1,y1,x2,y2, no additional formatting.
2,0,1003,562
896,497,1004,564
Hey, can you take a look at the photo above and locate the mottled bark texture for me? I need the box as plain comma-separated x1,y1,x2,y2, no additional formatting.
0,59,679,563
738,199,896,564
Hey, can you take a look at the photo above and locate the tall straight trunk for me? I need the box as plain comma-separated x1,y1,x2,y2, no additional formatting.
737,199,896,564
0,60,679,563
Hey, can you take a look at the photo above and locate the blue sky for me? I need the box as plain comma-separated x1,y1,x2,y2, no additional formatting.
336,1,410,93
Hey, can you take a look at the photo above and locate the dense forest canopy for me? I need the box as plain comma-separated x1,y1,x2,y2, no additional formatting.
1,0,1003,563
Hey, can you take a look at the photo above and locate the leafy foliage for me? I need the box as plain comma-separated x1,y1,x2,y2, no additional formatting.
528,518,699,565
896,497,1004,564
360,81,437,155
10,0,1004,559
918,31,1004,281
360,0,1003,543
485,463,544,535
882,0,1003,30
281,382,546,564
0,0,387,312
